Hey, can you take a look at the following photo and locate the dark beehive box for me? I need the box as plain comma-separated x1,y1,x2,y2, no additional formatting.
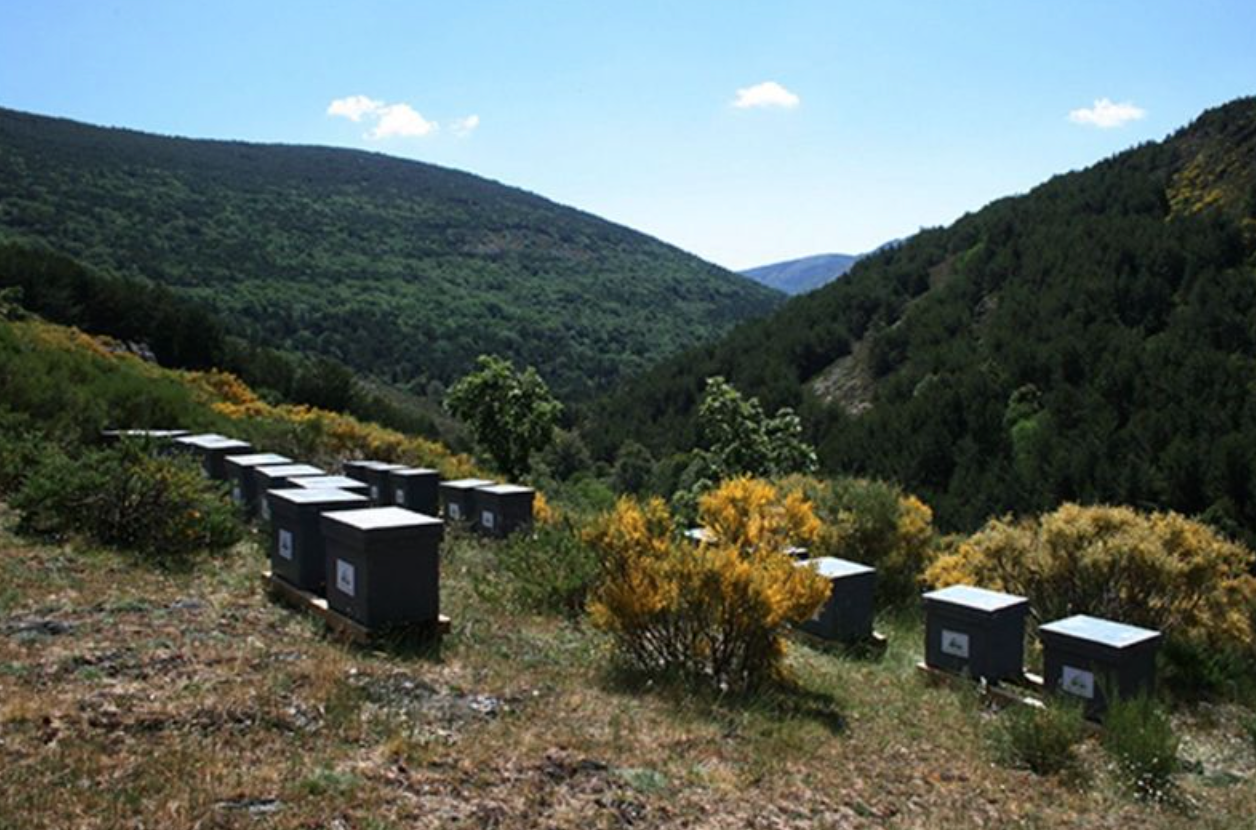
474,483,535,537
172,432,224,465
321,507,444,627
224,453,292,513
363,463,407,505
795,557,876,642
174,434,252,480
254,464,326,521
389,468,441,515
1039,614,1161,716
268,488,370,593
439,478,495,523
922,585,1029,682
342,460,407,505
341,459,376,481
293,475,372,498
101,429,190,449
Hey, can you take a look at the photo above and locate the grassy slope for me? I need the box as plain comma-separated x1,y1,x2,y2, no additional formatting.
3,514,1255,828
0,107,782,400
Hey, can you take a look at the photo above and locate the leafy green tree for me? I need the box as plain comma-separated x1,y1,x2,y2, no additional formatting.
612,440,654,494
445,355,562,479
697,376,817,479
539,429,593,481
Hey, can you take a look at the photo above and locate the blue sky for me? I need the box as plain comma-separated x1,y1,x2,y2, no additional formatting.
2,1,1254,270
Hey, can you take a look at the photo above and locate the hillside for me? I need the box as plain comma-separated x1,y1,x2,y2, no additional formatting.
0,107,783,400
589,97,1256,540
742,252,860,295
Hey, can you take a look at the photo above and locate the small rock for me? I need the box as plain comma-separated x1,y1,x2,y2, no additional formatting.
216,797,283,815
168,598,205,612
6,618,74,637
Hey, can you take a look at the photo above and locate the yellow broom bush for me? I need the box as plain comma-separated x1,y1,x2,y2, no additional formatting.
925,503,1256,648
587,478,829,690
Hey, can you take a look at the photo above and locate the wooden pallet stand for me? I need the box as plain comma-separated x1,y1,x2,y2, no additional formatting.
916,661,1045,709
262,570,450,645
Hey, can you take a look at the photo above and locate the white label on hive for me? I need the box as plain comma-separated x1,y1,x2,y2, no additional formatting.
232,483,243,504
370,484,380,501
277,528,294,560
395,488,406,505
336,559,356,597
1061,665,1095,699
448,503,462,520
941,629,970,659
261,498,271,520
482,510,496,529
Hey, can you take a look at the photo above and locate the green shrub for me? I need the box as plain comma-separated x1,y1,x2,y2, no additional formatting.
993,700,1086,776
497,520,601,618
12,443,242,560
1101,694,1180,800
780,475,935,603
0,411,49,494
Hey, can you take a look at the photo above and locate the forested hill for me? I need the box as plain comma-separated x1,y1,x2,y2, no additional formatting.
0,107,782,399
590,96,1256,541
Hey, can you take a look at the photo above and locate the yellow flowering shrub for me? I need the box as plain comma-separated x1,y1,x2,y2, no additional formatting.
532,490,559,525
925,503,1256,648
189,369,484,480
587,479,830,690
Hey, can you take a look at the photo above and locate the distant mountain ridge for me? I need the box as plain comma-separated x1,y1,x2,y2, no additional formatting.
741,252,860,295
0,107,783,400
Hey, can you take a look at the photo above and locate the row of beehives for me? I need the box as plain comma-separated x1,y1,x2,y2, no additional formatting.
101,429,536,630
686,528,1160,718
921,585,1160,717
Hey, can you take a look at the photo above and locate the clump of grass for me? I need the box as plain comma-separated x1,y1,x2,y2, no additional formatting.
298,766,358,797
1240,714,1256,752
1102,694,1180,801
993,699,1087,776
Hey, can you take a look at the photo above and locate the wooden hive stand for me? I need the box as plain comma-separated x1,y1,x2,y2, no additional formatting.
262,571,450,645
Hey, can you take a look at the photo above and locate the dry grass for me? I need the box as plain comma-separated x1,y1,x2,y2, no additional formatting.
2,505,1256,829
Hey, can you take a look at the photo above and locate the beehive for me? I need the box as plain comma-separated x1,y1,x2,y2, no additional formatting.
174,434,253,479
254,464,326,521
922,585,1029,682
100,428,190,446
321,507,444,627
293,475,372,498
438,478,495,523
342,460,408,505
795,557,876,642
268,488,370,592
474,483,535,537
1039,614,1161,716
388,467,441,515
223,452,292,512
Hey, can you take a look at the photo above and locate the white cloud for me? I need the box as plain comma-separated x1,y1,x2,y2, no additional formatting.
327,95,383,122
1068,98,1147,129
732,81,800,110
368,103,437,139
327,95,440,139
451,114,480,137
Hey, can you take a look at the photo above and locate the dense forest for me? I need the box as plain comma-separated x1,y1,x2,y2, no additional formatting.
0,243,457,441
0,107,782,400
588,97,1256,543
